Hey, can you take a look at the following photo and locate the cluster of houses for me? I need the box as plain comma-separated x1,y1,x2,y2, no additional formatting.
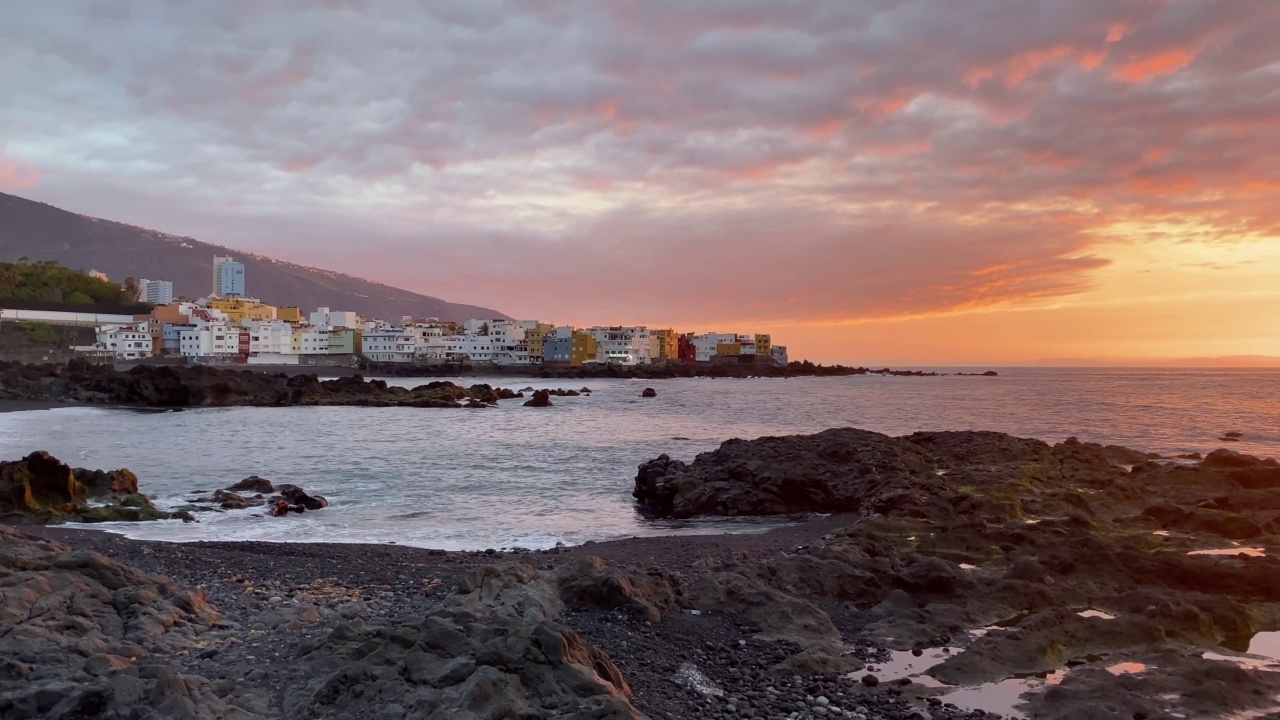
364,320,787,367
81,257,788,367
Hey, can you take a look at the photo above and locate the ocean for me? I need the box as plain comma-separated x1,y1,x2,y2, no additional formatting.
2,367,1276,550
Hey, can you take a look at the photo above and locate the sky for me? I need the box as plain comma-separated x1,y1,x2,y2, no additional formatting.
1,0,1278,365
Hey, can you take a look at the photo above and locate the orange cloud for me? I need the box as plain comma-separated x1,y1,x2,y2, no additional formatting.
1111,49,1197,83
967,45,1109,88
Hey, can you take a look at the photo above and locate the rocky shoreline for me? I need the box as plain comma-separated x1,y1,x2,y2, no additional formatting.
0,360,990,413
0,360,564,409
4,429,1280,719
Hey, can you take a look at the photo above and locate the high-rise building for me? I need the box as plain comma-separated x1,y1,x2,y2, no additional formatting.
212,256,232,295
137,279,174,305
212,255,245,297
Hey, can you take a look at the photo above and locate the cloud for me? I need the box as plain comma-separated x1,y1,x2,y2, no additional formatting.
0,0,1276,328
0,147,40,190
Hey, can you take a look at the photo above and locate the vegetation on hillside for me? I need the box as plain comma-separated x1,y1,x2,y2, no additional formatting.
0,259,140,307
18,321,58,344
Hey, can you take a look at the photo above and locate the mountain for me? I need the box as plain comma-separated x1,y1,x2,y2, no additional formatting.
0,192,508,323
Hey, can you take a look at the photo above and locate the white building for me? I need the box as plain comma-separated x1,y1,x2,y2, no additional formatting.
363,325,417,362
588,326,653,365
309,307,360,329
437,335,530,365
137,279,175,305
691,333,736,363
87,269,109,282
179,325,238,357
772,346,789,365
245,320,295,355
97,323,153,360
293,326,331,355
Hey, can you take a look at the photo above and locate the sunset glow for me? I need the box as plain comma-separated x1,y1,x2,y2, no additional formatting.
1,1,1277,364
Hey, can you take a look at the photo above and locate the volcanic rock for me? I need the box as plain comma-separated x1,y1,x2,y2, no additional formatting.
555,556,681,623
266,484,329,514
212,488,265,510
72,467,140,497
286,563,643,719
633,428,937,518
523,390,554,407
229,475,275,493
640,388,657,398
0,526,256,719
0,452,185,523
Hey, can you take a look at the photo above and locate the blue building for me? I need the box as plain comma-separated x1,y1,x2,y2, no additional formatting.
215,260,245,297
543,336,573,365
162,323,194,354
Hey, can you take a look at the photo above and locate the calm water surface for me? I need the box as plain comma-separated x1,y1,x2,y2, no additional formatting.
1,368,1275,549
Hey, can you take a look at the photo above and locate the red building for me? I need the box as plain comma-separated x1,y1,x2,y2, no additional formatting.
677,333,697,364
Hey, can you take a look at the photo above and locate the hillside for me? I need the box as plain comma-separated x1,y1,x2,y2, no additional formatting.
0,192,507,322
0,259,141,309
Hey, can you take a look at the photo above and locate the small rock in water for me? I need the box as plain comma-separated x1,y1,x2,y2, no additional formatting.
861,674,879,687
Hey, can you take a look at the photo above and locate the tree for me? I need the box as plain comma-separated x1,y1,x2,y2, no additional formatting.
123,277,141,302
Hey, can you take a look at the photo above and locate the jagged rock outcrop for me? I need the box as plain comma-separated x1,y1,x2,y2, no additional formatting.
287,563,644,720
555,556,680,623
633,428,939,518
633,429,1160,519
0,451,185,524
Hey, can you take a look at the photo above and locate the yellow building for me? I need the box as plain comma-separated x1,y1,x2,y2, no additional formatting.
754,334,772,356
716,341,742,356
652,329,679,362
571,331,598,366
525,322,556,363
277,306,303,324
205,297,277,324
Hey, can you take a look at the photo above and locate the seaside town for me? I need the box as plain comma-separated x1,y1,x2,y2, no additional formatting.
3,257,788,368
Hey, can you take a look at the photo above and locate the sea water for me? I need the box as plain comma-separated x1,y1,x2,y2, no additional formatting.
1,368,1276,550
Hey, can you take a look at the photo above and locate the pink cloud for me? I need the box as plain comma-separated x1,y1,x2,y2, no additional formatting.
0,149,40,190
